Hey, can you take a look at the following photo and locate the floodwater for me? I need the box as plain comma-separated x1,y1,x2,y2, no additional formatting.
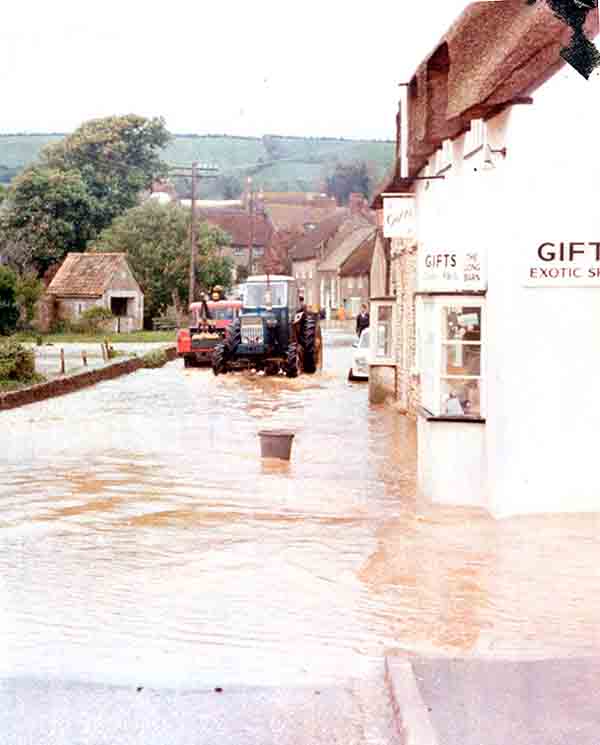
1,333,599,690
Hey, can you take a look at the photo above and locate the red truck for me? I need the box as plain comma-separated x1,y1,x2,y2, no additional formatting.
177,299,242,367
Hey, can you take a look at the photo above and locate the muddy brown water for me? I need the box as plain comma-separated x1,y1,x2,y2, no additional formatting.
1,333,599,688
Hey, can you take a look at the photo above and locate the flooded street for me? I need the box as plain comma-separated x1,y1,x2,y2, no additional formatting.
1,332,600,693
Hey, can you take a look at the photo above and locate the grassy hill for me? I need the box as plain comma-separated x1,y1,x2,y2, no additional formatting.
0,132,394,196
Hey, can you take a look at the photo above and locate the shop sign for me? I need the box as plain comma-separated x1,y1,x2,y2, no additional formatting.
524,241,600,287
383,195,416,239
418,247,486,292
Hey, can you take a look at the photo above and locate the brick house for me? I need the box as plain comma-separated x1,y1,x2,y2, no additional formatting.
197,207,274,279
45,253,144,332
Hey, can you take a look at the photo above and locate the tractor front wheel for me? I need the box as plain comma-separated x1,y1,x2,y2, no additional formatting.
224,318,241,357
212,343,228,376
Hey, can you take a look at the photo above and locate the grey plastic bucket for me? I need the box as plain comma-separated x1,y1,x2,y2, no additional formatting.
258,430,295,460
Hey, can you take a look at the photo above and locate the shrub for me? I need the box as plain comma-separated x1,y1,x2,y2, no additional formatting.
73,306,114,334
141,349,168,368
0,339,36,381
0,266,19,336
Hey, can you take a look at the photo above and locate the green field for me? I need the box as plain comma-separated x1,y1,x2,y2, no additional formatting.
0,132,394,195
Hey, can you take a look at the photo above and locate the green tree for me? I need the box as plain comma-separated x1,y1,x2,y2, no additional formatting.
0,266,19,336
0,115,170,273
91,201,233,323
15,272,44,327
325,161,371,205
218,173,243,200
0,184,6,203
0,167,96,273
42,114,170,232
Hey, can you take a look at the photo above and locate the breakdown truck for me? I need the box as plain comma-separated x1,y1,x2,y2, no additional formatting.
211,275,322,377
177,287,242,367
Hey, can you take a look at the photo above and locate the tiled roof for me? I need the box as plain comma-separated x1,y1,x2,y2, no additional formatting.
198,208,273,246
290,210,350,261
339,232,376,277
260,192,338,208
265,203,343,232
47,253,137,297
318,222,377,273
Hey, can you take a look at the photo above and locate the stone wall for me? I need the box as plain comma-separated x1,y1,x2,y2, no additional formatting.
0,347,177,412
57,297,104,321
392,243,419,416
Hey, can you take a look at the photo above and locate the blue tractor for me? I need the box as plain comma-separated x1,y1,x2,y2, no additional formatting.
211,275,323,377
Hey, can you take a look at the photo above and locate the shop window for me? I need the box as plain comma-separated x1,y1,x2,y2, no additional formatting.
370,299,396,364
417,297,484,418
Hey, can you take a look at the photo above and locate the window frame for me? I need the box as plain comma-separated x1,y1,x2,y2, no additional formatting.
369,297,396,366
416,295,486,419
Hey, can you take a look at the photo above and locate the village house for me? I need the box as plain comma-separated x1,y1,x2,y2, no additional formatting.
196,207,273,279
44,252,144,332
317,217,376,318
291,194,375,313
257,192,341,234
338,231,376,318
371,0,600,517
290,211,349,309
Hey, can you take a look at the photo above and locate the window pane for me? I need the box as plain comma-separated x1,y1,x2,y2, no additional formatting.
378,305,392,322
441,378,481,417
442,306,482,342
375,305,393,358
442,343,481,376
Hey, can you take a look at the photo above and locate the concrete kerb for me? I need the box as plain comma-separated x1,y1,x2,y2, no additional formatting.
0,346,177,412
385,654,439,745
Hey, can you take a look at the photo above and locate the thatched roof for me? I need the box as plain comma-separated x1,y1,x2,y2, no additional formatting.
406,0,599,177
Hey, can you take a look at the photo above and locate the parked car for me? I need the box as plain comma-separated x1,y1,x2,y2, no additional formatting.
348,327,370,381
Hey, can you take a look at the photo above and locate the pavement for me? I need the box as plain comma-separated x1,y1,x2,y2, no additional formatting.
385,654,600,745
0,677,398,745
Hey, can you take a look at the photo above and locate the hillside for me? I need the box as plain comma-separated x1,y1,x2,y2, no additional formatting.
0,133,394,197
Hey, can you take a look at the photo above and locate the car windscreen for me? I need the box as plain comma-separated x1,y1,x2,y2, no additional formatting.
244,282,287,307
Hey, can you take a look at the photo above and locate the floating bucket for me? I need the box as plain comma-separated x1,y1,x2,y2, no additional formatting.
258,429,295,460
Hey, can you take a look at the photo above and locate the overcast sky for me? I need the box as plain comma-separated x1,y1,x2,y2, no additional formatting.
2,0,472,139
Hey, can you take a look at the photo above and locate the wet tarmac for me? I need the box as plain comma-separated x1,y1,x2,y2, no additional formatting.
1,330,599,699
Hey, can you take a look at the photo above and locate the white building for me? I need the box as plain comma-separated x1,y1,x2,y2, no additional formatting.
380,1,600,517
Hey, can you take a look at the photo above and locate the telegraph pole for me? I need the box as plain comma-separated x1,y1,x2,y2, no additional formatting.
247,177,255,275
189,161,198,304
167,161,219,305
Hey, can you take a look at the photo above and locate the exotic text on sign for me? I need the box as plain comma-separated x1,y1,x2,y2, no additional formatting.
524,241,600,286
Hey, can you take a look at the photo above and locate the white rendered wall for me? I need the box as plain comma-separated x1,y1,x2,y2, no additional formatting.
418,419,487,508
414,65,600,516
486,67,600,516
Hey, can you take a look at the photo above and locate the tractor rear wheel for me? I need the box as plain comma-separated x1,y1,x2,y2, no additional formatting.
285,343,302,378
302,315,322,374
212,343,228,376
